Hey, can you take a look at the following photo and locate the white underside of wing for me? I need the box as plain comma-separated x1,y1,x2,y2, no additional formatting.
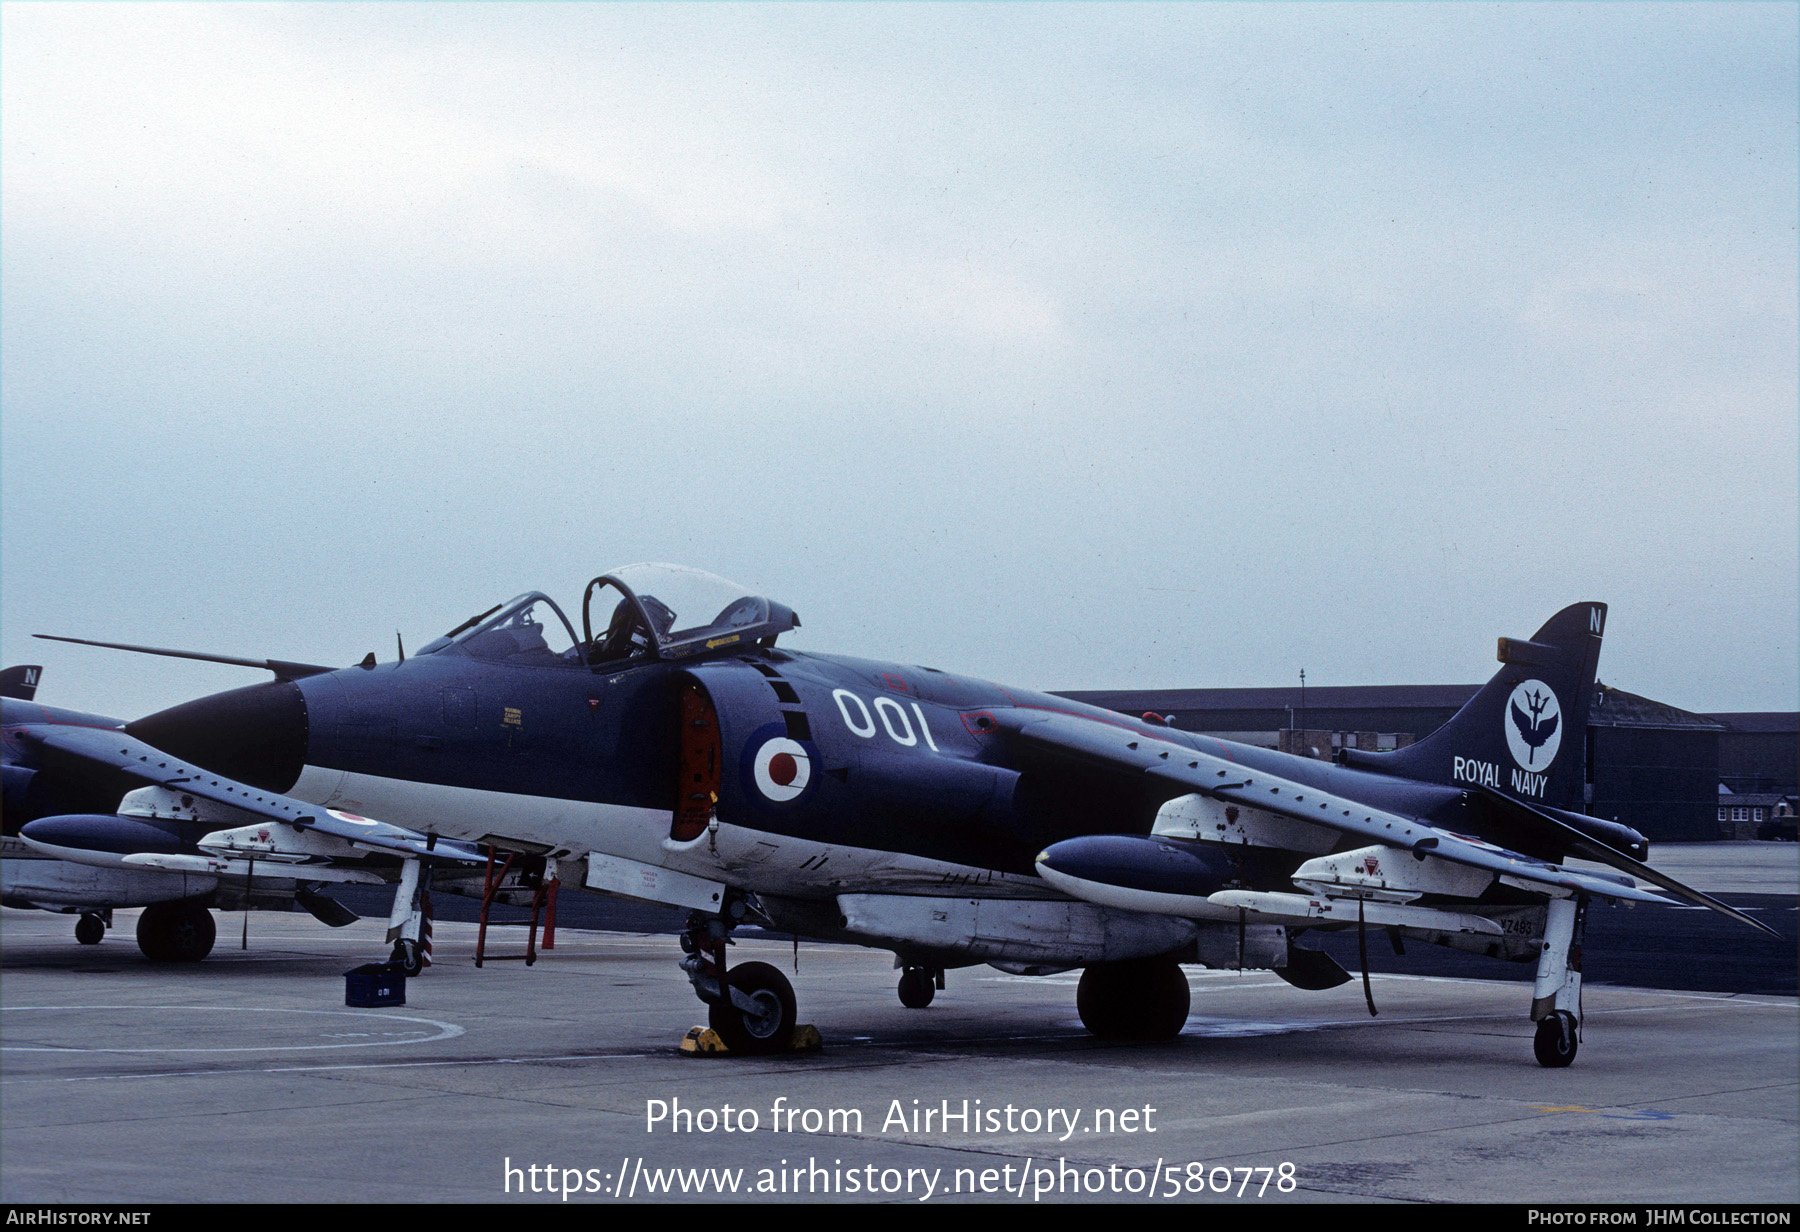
292,765,1058,901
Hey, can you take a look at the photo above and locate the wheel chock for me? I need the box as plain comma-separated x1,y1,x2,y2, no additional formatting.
680,1027,731,1055
678,1025,823,1056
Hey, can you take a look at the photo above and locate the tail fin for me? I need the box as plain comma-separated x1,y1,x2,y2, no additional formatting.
1,665,42,701
1339,603,1606,811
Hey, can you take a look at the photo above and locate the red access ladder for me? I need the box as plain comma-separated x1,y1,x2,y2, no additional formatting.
474,848,559,967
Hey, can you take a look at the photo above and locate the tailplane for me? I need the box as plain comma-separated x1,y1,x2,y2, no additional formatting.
1339,603,1606,812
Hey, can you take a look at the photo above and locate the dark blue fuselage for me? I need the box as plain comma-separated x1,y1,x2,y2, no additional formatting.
124,643,1491,882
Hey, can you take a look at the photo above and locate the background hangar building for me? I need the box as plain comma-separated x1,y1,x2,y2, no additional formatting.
1056,682,1798,844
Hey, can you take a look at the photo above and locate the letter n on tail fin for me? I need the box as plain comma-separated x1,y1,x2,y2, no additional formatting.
0,665,42,702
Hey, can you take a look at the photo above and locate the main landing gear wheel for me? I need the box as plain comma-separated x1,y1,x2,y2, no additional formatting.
708,961,797,1055
75,913,106,946
1077,958,1190,1041
1533,1010,1579,1068
136,900,216,963
898,967,935,1009
391,939,424,977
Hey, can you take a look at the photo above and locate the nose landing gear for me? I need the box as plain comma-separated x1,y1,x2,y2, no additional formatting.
679,903,805,1055
709,961,798,1053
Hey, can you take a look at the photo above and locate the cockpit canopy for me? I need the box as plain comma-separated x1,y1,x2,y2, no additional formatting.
418,564,798,668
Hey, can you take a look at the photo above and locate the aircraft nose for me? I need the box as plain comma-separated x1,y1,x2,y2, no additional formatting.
125,680,308,793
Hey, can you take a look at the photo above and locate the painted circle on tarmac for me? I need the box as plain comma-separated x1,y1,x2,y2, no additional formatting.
752,737,811,802
1504,679,1563,772
0,1005,464,1053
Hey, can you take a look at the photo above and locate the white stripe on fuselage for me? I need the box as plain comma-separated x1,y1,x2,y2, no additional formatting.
290,765,1057,901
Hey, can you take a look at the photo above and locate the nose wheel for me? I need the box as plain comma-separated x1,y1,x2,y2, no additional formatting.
74,912,107,946
679,905,806,1055
707,961,798,1054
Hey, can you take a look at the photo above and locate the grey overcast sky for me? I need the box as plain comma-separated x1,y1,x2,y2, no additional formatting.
3,2,1795,722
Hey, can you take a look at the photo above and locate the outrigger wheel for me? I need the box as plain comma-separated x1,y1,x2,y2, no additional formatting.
707,961,797,1055
1530,896,1585,1067
390,938,425,977
1077,957,1190,1040
1533,1010,1579,1068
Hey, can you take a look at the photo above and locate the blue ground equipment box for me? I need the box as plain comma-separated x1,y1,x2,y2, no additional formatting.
345,962,407,1007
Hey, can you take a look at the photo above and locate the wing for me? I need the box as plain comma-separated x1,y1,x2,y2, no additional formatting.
16,723,483,866
1000,708,1777,936
1471,785,1767,931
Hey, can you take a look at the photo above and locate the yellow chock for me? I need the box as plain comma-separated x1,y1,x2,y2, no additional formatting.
679,1027,730,1054
677,1025,823,1056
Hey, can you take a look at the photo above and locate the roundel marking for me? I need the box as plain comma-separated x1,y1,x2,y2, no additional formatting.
752,737,811,802
1504,679,1563,772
